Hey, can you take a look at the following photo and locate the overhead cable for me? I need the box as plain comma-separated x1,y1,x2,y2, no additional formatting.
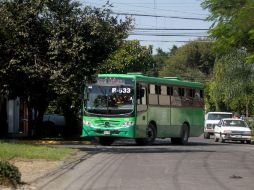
136,39,213,43
129,33,208,37
111,11,206,21
134,28,209,31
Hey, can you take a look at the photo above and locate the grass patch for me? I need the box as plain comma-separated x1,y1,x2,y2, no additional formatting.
0,143,75,160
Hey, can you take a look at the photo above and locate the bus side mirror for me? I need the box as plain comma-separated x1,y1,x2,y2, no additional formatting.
136,88,145,99
83,87,88,101
140,89,145,98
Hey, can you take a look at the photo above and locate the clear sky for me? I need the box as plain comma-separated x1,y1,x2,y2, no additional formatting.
79,0,212,53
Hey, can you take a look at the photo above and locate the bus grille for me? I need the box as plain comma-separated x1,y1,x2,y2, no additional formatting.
94,120,121,127
231,131,245,135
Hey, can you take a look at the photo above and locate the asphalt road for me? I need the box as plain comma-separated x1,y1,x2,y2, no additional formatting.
34,136,254,190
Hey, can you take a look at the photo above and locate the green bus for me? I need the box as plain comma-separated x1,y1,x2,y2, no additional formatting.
81,73,204,145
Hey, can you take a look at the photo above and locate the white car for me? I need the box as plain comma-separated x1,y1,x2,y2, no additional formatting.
204,112,233,139
214,118,252,144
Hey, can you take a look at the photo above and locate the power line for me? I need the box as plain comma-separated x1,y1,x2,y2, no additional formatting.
134,27,209,31
137,40,213,43
111,11,206,21
129,33,208,37
109,1,209,16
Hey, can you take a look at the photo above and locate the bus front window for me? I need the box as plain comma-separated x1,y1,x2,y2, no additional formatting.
85,85,134,115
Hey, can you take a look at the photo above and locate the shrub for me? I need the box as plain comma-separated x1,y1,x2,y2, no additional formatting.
0,160,21,186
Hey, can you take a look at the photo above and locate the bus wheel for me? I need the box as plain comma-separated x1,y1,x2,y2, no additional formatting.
99,137,115,146
171,124,189,145
146,124,156,144
181,124,189,145
135,124,156,145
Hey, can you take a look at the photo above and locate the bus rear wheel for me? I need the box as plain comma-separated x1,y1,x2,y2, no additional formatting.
171,124,189,145
99,137,115,146
135,124,156,145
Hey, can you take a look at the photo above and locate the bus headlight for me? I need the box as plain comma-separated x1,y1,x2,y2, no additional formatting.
122,121,134,127
83,120,91,126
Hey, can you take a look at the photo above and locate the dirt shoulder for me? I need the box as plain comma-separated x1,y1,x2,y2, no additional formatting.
0,139,92,189
0,158,63,190
12,159,62,184
1,149,87,190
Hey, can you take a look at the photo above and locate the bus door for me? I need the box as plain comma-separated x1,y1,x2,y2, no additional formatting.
135,83,148,138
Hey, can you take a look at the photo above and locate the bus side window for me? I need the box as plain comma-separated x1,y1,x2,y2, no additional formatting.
173,87,178,96
188,89,195,98
167,86,173,96
137,84,147,105
194,90,200,98
200,90,204,99
178,87,185,97
159,85,170,105
155,85,161,94
149,84,158,105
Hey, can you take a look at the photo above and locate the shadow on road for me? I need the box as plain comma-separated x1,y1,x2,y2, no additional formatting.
77,146,217,154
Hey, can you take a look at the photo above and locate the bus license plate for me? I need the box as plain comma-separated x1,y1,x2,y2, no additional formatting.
104,131,110,135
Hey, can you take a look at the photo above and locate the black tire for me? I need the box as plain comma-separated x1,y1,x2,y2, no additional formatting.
219,133,225,143
204,132,210,139
214,136,219,142
180,124,189,145
246,140,251,144
99,137,115,146
42,121,55,137
135,124,156,145
171,124,189,145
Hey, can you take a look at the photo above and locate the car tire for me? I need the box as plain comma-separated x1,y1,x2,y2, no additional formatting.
204,132,210,139
246,140,251,144
219,133,225,143
214,136,219,142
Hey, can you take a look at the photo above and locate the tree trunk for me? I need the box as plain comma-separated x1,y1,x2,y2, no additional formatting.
0,96,8,137
245,96,249,118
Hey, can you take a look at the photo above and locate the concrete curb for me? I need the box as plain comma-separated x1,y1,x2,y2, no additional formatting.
0,139,93,145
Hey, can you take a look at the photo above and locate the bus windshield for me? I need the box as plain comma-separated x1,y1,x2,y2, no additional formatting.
85,78,134,115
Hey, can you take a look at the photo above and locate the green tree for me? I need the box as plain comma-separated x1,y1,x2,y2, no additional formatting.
202,0,254,62
208,50,254,116
100,40,154,75
0,0,132,136
151,48,170,77
159,40,215,82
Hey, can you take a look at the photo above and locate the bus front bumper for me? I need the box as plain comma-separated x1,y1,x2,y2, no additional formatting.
81,125,135,138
